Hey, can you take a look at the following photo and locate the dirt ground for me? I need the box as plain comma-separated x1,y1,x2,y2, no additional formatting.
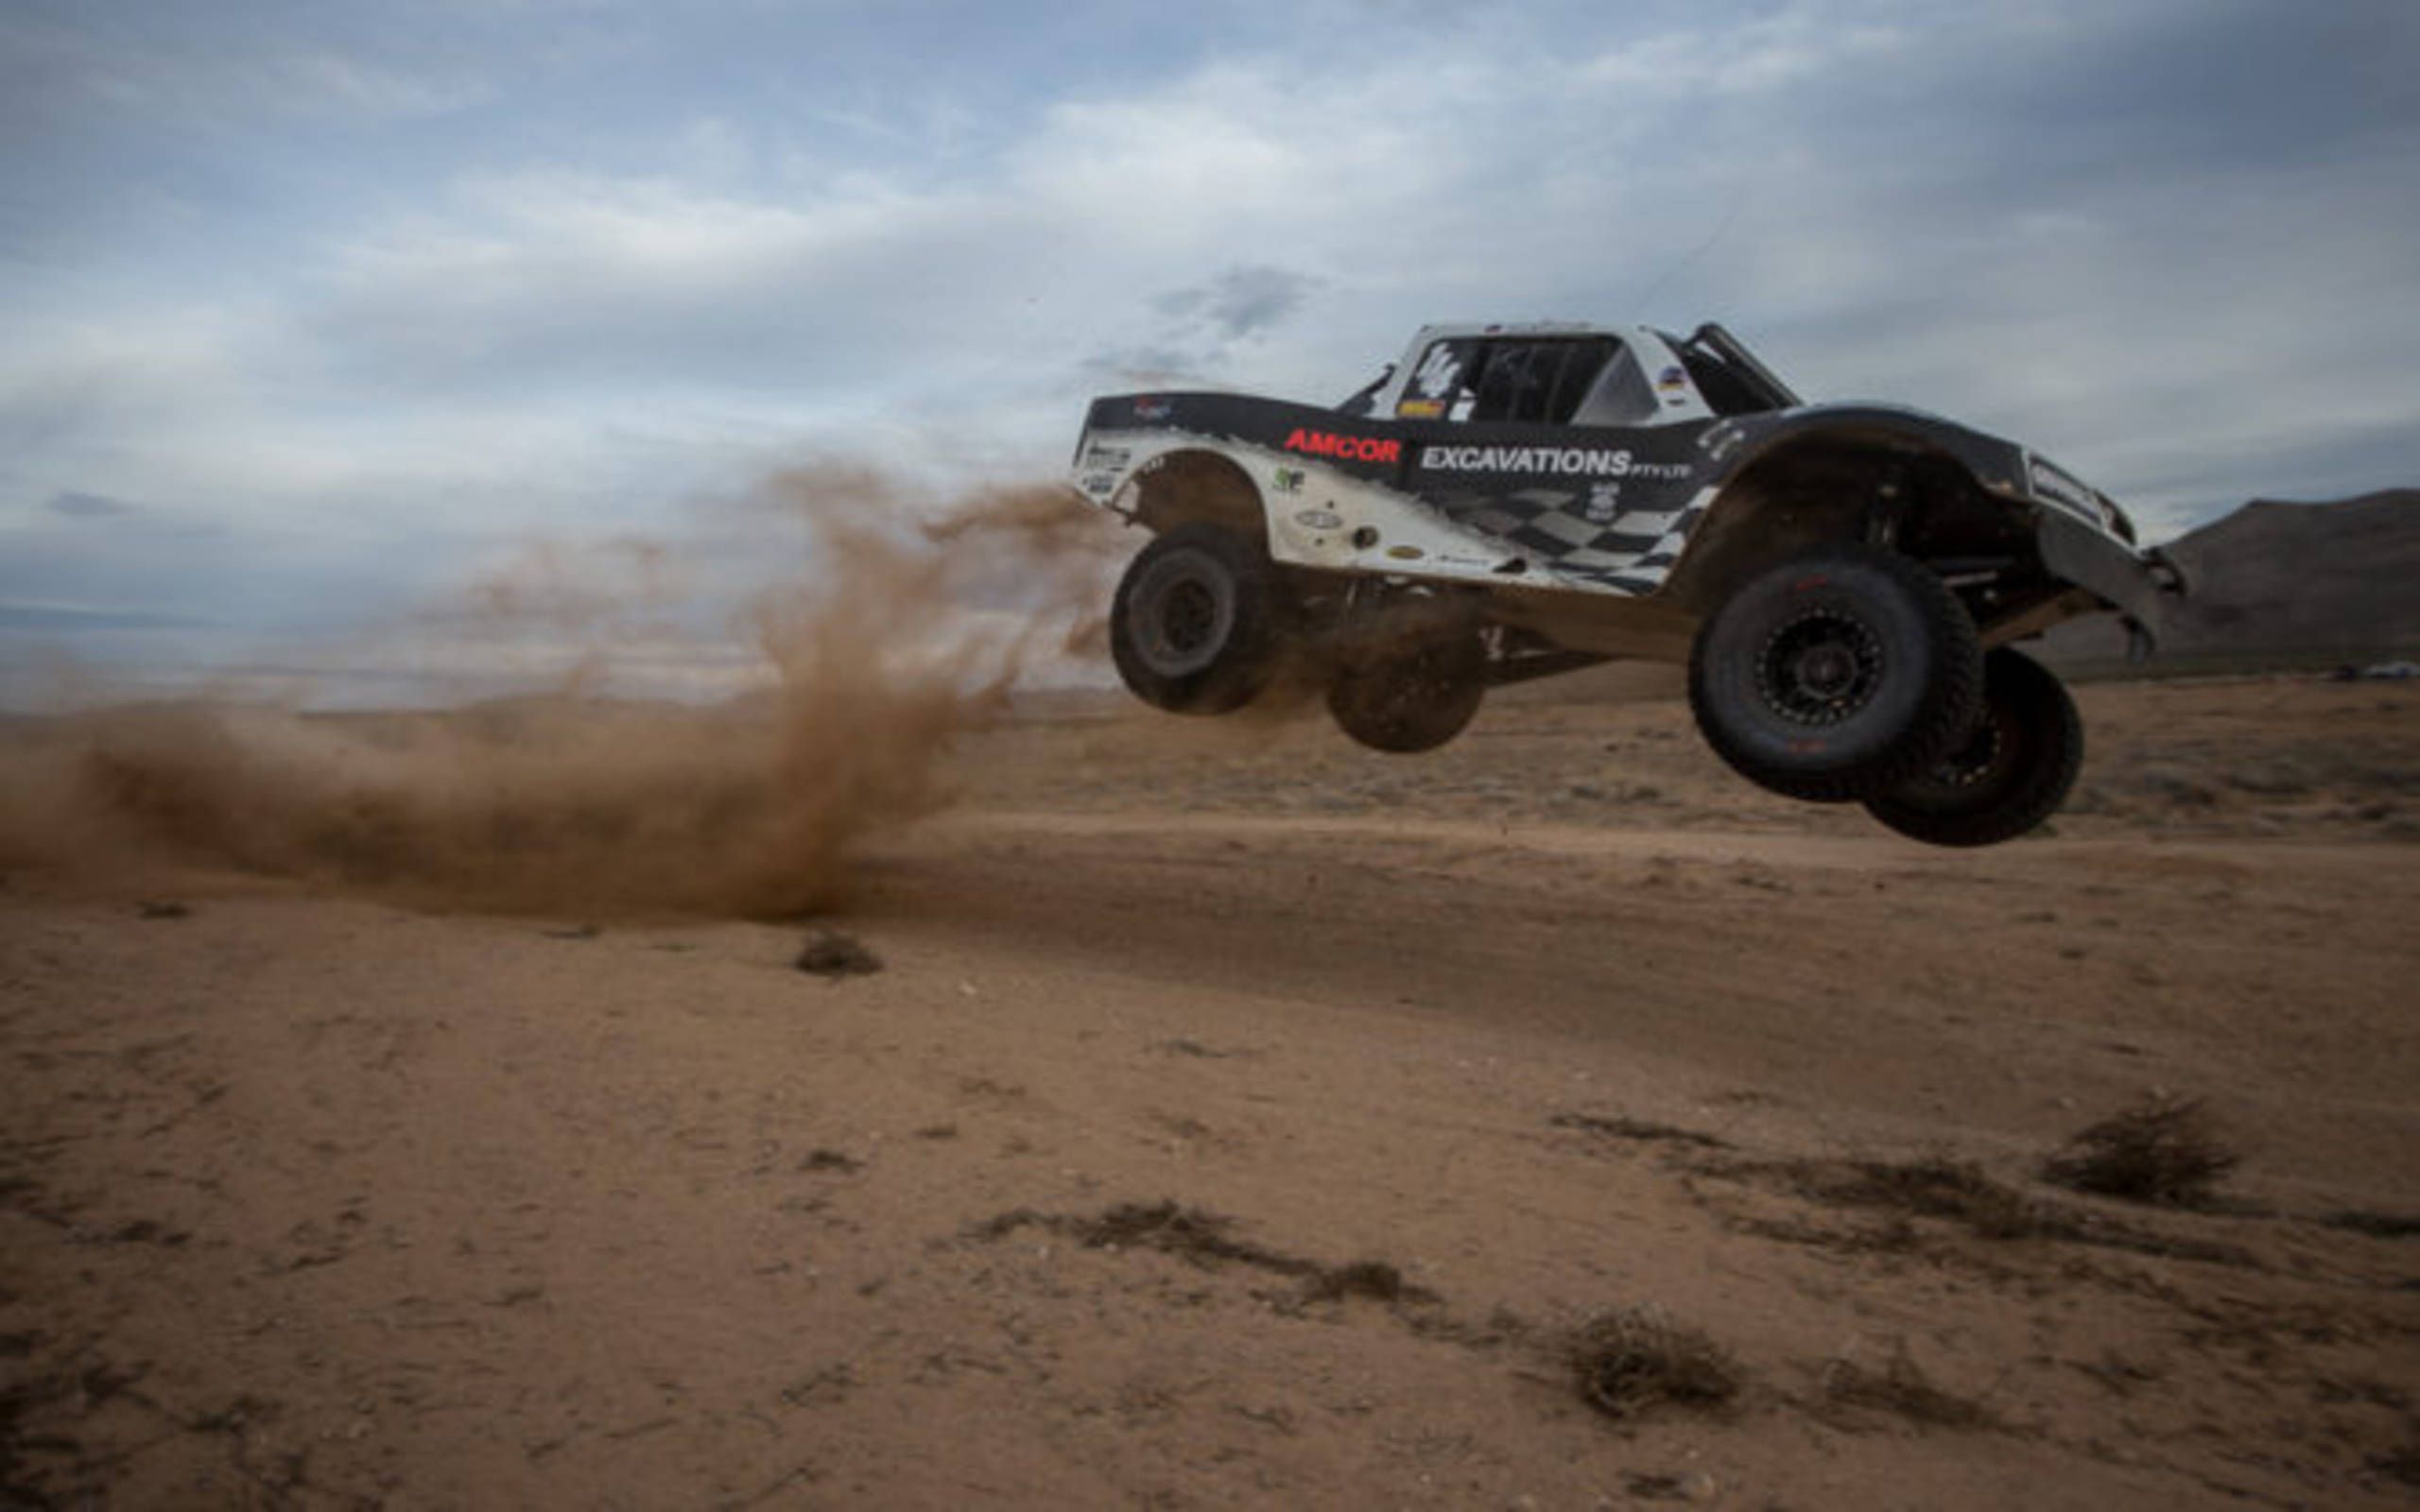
4,674,2416,1509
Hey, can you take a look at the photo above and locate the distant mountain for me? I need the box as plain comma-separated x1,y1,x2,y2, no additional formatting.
2040,489,2420,669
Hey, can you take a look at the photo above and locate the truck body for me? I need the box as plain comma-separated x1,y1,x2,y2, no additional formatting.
1070,320,2185,846
1073,322,2176,666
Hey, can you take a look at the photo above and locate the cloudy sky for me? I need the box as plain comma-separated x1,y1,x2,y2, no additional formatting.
3,0,2415,697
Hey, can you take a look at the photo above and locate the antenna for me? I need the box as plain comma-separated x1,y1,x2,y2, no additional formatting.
1631,182,1746,318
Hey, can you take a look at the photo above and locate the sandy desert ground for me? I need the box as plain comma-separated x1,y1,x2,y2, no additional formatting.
4,673,2417,1509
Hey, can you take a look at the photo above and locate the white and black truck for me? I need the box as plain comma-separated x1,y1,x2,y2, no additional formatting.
1071,321,2184,846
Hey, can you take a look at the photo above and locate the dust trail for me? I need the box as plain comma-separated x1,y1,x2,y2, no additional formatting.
0,469,1123,916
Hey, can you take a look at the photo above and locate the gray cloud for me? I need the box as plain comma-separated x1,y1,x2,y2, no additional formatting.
0,602,206,631
2,0,2416,694
1152,265,1320,340
1086,265,1327,386
45,489,138,518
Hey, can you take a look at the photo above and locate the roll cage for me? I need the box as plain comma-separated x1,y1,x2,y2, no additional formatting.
1359,321,1756,429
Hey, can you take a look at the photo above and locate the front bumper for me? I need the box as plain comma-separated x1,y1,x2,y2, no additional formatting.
2036,509,2187,658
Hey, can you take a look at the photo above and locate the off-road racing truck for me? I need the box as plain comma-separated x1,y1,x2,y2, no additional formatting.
1071,322,2185,847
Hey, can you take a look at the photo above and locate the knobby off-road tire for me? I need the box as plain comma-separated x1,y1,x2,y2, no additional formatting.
1326,631,1487,754
1688,542,1983,803
1864,648,2082,847
1110,523,1289,714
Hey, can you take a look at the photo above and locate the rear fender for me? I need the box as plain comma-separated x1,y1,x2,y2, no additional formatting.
1123,448,1268,546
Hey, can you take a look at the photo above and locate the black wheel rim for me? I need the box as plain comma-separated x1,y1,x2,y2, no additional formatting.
1132,555,1235,678
1156,579,1218,658
1892,691,2023,808
1927,712,2008,790
1755,610,1884,727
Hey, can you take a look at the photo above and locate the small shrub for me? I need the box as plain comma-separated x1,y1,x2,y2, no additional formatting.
1569,1308,1742,1422
1551,1112,1732,1150
2325,1210,2420,1240
1301,1261,1422,1304
795,931,882,978
2045,1095,2239,1206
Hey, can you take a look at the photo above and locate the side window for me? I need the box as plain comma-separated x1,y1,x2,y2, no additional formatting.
1579,344,1659,424
1400,338,1617,424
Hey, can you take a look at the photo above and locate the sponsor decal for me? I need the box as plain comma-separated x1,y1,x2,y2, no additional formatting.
1697,420,1746,463
1411,344,1464,399
1079,472,1119,494
1656,365,1687,390
1270,466,1306,494
2027,455,2100,519
1284,428,1402,464
1418,444,1692,480
1083,444,1132,469
1292,508,1342,531
1583,482,1622,524
1132,396,1173,421
1396,398,1445,419
1385,544,1425,561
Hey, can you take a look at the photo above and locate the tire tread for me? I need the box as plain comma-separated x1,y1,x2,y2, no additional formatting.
1687,543,1982,803
1865,649,2083,846
1109,522,1287,714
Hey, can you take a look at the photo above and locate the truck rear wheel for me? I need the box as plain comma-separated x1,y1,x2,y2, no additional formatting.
1326,631,1486,754
1688,542,1982,803
1110,523,1288,714
1864,648,2082,847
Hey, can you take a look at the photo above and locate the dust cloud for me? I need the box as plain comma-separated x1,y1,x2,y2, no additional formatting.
0,468,1124,916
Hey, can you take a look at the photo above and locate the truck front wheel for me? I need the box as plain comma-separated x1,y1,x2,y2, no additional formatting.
1110,523,1288,714
1863,648,2082,847
1688,542,1982,803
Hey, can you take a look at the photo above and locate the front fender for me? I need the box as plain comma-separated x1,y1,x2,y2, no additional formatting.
1696,404,2031,502
1674,403,2169,644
